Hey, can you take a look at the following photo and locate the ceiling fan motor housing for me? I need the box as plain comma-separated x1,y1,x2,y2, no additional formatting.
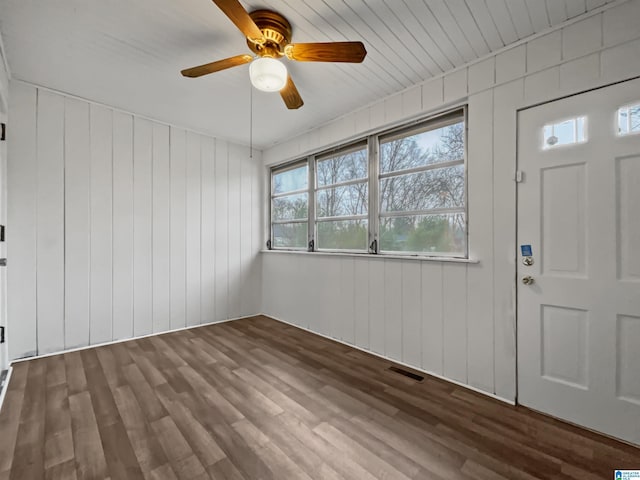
246,10,292,58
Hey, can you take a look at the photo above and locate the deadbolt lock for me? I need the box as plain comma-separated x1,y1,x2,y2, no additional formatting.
522,256,534,266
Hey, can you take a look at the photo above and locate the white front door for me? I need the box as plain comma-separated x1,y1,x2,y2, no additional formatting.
517,78,640,445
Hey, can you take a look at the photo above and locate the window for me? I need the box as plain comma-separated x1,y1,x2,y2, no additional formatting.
315,142,369,251
379,115,466,255
269,107,467,258
270,162,308,249
618,103,640,136
543,116,586,149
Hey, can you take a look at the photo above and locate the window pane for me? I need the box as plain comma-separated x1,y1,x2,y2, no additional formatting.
317,183,368,218
380,121,464,174
633,106,640,132
543,116,587,148
380,213,466,254
380,165,464,213
272,193,308,221
317,147,367,186
317,219,368,250
618,104,640,135
554,119,574,144
576,117,585,142
273,223,307,248
273,164,308,194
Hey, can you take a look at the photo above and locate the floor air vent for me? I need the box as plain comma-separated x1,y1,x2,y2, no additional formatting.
389,366,424,382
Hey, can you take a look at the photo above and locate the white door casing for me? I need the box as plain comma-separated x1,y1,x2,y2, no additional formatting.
0,105,6,374
517,78,640,445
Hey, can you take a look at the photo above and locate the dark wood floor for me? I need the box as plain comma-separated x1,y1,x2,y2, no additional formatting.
0,316,638,479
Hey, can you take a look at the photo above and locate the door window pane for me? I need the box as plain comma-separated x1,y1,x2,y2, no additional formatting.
543,116,586,148
618,104,640,135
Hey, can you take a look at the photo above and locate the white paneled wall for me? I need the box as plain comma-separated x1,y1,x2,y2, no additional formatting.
262,0,640,402
7,82,263,359
262,253,495,389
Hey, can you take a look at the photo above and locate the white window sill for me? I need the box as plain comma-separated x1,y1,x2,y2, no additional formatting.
260,249,480,264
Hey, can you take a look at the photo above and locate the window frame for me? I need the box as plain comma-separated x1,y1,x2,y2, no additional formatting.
377,110,467,257
617,102,640,136
268,106,469,259
269,159,310,251
314,140,370,254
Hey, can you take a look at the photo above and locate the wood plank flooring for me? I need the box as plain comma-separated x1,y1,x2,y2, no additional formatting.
0,315,638,479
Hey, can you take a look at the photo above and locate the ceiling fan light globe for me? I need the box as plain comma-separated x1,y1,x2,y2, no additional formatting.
250,57,287,92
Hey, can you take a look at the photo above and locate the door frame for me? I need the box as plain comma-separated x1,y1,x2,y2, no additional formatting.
0,81,6,376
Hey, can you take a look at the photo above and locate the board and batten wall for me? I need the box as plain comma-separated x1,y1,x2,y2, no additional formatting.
262,0,640,402
7,81,263,360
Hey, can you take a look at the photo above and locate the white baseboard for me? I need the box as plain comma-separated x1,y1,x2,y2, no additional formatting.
260,313,516,406
10,314,256,365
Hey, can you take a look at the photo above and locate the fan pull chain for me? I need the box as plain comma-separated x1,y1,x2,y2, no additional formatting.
249,81,253,159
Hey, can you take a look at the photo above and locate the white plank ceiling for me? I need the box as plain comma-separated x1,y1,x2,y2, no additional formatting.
0,0,615,148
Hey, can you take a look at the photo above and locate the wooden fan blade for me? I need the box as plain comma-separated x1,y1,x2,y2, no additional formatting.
280,75,303,110
284,42,367,63
181,54,253,78
212,0,265,43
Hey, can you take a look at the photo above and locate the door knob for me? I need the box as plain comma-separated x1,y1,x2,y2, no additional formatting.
522,275,534,285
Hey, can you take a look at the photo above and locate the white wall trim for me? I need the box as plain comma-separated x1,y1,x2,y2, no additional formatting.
9,315,254,364
262,313,516,406
261,249,480,264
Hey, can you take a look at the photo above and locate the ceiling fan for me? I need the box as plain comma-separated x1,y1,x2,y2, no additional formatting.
181,0,367,109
